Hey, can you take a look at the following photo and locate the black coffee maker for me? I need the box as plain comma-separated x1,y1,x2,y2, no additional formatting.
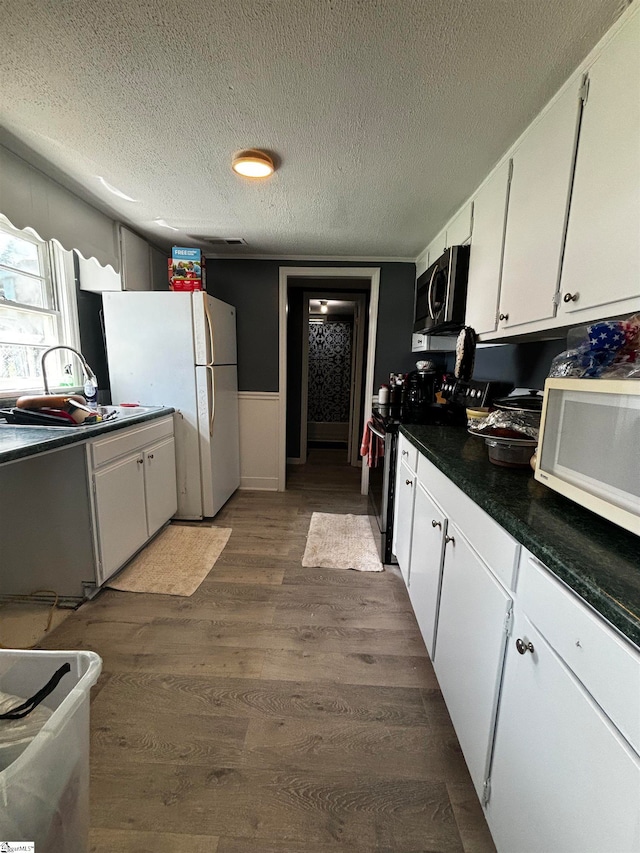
402,368,438,423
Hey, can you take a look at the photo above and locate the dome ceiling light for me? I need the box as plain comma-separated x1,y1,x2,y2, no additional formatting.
232,149,275,179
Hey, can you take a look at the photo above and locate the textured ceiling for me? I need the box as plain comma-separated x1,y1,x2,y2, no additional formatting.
0,0,626,259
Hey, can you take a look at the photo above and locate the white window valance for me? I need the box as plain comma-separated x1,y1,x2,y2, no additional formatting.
0,144,120,273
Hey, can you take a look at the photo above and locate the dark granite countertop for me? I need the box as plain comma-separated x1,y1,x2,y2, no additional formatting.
0,406,175,465
401,424,640,648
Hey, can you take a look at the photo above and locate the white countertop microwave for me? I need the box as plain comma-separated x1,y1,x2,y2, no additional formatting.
535,378,640,536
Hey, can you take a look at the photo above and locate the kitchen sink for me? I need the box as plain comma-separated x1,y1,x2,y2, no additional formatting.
0,405,159,428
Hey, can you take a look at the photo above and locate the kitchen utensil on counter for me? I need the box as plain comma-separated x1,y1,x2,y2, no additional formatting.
466,407,490,427
485,436,538,468
454,326,477,382
493,390,544,414
469,427,538,468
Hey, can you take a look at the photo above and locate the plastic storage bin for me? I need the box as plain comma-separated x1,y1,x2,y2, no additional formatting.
0,649,102,852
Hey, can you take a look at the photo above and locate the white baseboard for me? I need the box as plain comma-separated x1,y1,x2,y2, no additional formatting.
239,476,279,491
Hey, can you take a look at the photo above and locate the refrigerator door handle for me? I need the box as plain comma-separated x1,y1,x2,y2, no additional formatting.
204,296,216,366
207,364,215,435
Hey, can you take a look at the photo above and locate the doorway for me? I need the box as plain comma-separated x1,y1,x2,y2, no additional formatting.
278,267,381,494
299,292,367,467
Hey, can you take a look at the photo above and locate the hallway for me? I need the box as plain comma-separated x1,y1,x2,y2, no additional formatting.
41,458,495,852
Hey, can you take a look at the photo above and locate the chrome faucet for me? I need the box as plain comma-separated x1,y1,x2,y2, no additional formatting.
40,345,97,394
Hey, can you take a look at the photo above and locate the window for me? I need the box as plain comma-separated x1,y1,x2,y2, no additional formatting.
0,217,79,396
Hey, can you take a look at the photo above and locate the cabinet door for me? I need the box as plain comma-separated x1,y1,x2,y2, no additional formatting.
408,482,446,658
498,76,582,329
427,228,447,263
487,612,640,853
433,523,512,797
447,202,473,247
93,454,148,584
559,11,640,317
393,459,416,585
465,161,511,336
144,437,178,536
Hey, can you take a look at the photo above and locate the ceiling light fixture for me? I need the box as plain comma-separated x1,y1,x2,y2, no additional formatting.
232,149,275,179
97,176,139,202
320,300,328,314
154,218,179,231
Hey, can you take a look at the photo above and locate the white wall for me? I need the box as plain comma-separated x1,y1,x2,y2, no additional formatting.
238,392,280,490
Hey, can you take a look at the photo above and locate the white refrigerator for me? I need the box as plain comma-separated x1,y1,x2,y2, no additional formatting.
102,291,240,519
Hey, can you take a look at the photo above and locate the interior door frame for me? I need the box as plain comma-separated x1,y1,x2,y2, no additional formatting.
298,290,367,467
278,267,380,495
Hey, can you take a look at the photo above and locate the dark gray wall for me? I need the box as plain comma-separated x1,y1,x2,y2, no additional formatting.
445,339,567,390
206,259,418,392
206,260,280,391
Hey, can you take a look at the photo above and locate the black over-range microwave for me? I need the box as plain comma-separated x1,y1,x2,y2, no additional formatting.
414,245,470,334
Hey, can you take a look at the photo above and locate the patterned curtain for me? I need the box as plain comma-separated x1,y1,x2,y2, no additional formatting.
308,321,353,422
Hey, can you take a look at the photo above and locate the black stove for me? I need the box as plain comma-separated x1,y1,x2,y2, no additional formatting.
368,374,513,565
440,374,514,411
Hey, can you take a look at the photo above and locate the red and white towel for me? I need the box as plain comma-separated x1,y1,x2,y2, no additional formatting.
360,419,384,468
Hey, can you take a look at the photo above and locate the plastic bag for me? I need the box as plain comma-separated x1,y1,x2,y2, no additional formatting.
549,314,640,379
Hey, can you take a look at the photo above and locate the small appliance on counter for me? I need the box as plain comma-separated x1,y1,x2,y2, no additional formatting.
402,362,438,423
535,378,640,535
466,388,543,468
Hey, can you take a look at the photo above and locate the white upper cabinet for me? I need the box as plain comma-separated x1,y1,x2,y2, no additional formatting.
465,160,511,336
558,9,640,318
498,76,582,330
446,201,473,247
427,228,447,263
120,225,152,291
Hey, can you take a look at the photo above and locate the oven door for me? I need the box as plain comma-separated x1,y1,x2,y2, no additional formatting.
368,422,388,527
368,425,398,564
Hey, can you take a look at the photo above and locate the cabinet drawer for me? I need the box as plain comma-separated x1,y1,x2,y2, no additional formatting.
91,417,174,468
416,453,519,590
520,553,640,755
398,434,418,473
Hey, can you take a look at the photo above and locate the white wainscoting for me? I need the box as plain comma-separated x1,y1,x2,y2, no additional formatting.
238,391,281,491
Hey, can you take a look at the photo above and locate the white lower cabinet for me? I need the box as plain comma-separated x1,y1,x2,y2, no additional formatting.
93,453,148,585
392,438,640,852
90,416,177,585
433,522,512,799
393,438,418,585
487,609,640,853
408,482,446,658
144,437,178,536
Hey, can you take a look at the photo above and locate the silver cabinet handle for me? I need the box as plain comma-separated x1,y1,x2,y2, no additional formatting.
499,312,509,322
405,479,413,486
445,535,455,545
402,450,408,456
431,520,442,529
563,292,579,303
516,638,535,655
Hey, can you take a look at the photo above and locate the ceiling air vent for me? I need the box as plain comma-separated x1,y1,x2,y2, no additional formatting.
187,235,247,246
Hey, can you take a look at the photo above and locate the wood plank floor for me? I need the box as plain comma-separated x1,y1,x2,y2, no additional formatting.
41,448,496,852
